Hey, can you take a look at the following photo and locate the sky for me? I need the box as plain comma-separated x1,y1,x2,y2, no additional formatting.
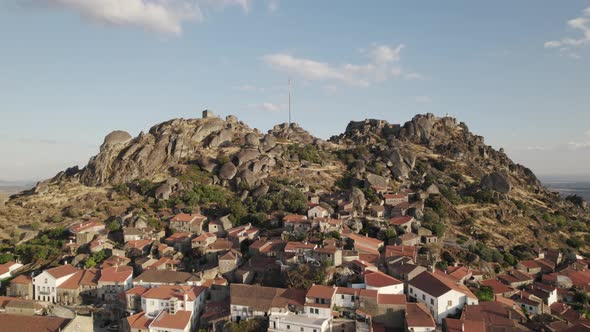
0,0,589,182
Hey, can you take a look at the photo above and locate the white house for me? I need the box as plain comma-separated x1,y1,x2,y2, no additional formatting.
333,287,360,310
307,206,329,220
0,261,23,280
97,266,133,302
33,265,78,303
304,285,335,319
141,285,206,317
407,271,478,324
268,312,330,332
364,270,404,295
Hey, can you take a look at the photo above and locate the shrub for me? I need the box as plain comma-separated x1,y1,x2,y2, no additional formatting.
475,286,494,301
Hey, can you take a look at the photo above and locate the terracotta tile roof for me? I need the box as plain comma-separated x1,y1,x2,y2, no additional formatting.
219,250,238,261
409,271,477,299
133,270,193,284
58,269,99,289
446,266,472,280
377,293,406,305
165,232,193,242
284,241,317,252
306,285,336,300
150,310,192,330
398,233,419,241
126,312,152,329
346,233,383,248
271,288,306,308
10,275,32,285
192,232,216,242
390,216,414,226
206,238,234,251
364,270,402,287
336,287,361,296
385,245,417,260
462,301,526,328
406,302,436,328
99,266,133,283
383,194,406,199
68,220,104,234
444,318,486,332
171,213,207,223
314,246,339,254
283,214,308,223
230,284,284,311
0,314,70,332
480,279,513,295
125,285,149,296
359,289,378,299
126,239,153,250
143,285,206,301
46,265,78,279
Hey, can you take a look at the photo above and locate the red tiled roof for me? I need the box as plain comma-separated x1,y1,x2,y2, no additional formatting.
390,216,414,226
384,194,406,199
126,239,153,250
143,285,206,301
10,275,32,285
284,241,317,252
99,266,133,283
283,214,308,223
364,270,402,287
480,279,513,295
68,220,104,234
58,269,98,289
409,271,477,299
0,314,70,332
46,265,78,279
150,310,192,330
171,213,206,223
377,293,406,305
165,232,192,242
126,312,152,329
406,303,436,328
306,285,336,300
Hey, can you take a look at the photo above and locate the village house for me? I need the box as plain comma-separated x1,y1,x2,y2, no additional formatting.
405,302,436,332
169,213,207,233
383,193,408,206
513,290,545,316
479,279,516,298
497,269,534,288
407,271,478,324
316,218,343,233
364,270,404,295
33,265,78,303
146,257,181,272
305,285,335,319
218,250,242,279
98,266,133,302
56,268,99,305
369,205,385,218
345,232,384,255
207,219,225,235
283,214,311,233
121,285,149,313
249,238,287,258
125,239,154,257
230,284,305,322
226,224,259,245
517,259,555,275
389,216,415,233
307,205,329,219
310,246,343,267
7,275,33,299
0,261,23,280
395,233,421,246
68,219,105,245
141,285,207,329
191,232,217,249
0,296,43,316
387,258,427,282
164,232,194,252
391,201,411,217
355,289,407,330
306,192,320,205
123,227,144,242
385,245,418,262
132,270,195,288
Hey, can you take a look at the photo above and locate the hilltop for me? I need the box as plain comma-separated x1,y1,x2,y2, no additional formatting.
0,111,588,269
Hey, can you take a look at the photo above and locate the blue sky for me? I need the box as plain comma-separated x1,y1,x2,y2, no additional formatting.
1,0,589,181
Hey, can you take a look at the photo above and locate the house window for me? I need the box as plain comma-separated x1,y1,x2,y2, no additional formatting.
448,300,452,306
422,294,425,300
430,299,434,305
300,328,304,332
341,295,344,299
409,288,413,294
287,325,290,330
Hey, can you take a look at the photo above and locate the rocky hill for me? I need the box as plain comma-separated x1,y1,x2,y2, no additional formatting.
1,111,588,266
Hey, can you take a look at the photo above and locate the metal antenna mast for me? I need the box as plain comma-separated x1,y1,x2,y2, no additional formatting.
288,78,292,128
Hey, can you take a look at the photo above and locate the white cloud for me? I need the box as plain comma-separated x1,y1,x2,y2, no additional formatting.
263,44,409,87
233,84,265,92
545,7,590,57
247,102,282,112
39,0,260,35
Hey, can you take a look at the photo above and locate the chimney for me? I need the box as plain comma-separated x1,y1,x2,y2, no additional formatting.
461,322,465,332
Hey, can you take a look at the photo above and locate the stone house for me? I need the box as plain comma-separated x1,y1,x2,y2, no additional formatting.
7,275,33,299
169,213,207,233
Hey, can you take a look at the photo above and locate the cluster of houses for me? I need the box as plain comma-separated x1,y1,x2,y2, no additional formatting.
1,186,590,332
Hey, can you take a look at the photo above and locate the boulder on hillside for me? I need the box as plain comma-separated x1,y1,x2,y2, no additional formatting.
480,172,512,194
198,157,217,173
366,173,388,188
219,162,238,180
350,187,367,215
